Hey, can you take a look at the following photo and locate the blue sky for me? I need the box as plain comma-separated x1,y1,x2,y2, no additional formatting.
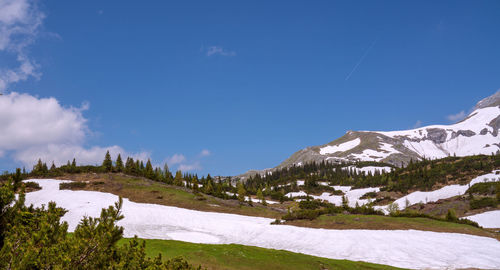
1,0,500,175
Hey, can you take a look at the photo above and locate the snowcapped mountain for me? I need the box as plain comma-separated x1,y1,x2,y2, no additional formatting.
277,90,500,168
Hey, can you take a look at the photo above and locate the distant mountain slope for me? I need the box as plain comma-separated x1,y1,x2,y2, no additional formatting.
279,90,500,168
239,90,500,179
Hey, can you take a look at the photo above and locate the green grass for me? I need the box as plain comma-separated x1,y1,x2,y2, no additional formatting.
119,238,406,270
285,214,499,239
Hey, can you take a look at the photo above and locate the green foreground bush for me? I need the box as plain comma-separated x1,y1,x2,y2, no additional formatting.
0,178,199,269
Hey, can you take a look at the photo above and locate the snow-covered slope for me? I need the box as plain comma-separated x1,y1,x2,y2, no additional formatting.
464,210,500,228
375,170,500,213
277,90,500,168
23,179,500,269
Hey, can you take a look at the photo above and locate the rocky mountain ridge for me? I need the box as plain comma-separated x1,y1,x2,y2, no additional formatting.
238,90,500,180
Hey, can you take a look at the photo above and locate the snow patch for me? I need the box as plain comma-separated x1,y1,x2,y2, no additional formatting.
286,187,379,207
376,170,500,213
319,138,361,155
464,210,500,228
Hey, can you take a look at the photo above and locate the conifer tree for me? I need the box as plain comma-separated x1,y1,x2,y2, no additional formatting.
174,171,183,186
135,160,141,175
102,151,113,172
124,157,134,174
50,162,56,172
115,154,124,172
256,189,266,206
237,182,246,203
162,163,172,183
342,195,349,209
192,176,199,192
145,159,154,179
69,158,76,173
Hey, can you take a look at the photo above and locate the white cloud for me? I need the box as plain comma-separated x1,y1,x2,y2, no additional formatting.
0,92,149,167
206,46,236,57
0,92,87,150
0,0,45,92
199,149,211,157
446,111,466,122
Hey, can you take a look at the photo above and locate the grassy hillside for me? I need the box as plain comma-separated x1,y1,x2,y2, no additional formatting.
283,214,499,240
23,173,500,240
120,238,406,270
53,173,282,219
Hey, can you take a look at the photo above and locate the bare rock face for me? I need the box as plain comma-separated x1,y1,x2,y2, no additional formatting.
475,90,500,110
450,130,476,140
426,128,448,144
238,90,500,179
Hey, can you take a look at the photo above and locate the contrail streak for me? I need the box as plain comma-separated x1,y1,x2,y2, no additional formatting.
345,38,378,81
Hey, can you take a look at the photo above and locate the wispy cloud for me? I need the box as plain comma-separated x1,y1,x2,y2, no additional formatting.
446,111,466,122
345,38,377,81
178,162,201,172
413,120,423,129
165,149,211,172
199,149,211,157
0,0,45,92
205,46,236,57
167,154,186,165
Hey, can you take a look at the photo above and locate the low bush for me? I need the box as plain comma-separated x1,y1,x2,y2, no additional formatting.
23,181,41,190
467,182,500,195
359,191,377,199
282,209,322,221
391,209,480,228
470,197,498,209
298,200,322,210
59,181,86,190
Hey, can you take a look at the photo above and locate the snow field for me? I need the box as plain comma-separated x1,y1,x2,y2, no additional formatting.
23,179,500,269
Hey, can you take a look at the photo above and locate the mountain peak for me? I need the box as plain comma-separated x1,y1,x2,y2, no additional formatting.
267,90,500,173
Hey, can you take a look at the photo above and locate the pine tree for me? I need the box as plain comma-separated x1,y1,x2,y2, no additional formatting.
50,162,56,172
102,151,113,172
70,158,77,173
342,195,349,209
174,171,183,186
115,154,124,172
191,176,199,192
237,182,246,203
125,157,134,174
204,180,213,194
145,159,154,179
256,189,266,206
